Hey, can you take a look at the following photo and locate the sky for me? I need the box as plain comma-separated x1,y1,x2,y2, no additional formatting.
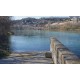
12,16,45,20
12,16,69,20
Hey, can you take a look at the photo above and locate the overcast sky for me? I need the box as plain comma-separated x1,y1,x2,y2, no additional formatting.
12,16,69,20
12,16,46,20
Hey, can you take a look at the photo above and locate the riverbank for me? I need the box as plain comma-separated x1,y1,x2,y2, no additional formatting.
0,51,53,64
48,21,80,31
11,21,80,32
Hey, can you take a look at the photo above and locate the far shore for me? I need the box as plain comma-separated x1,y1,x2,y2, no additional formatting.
11,21,80,33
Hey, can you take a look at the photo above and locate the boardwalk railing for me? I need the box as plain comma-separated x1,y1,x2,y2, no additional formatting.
50,38,80,64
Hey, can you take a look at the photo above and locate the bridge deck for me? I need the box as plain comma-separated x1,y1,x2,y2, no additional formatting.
0,52,53,64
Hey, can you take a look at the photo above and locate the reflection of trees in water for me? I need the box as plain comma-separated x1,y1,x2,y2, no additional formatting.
0,16,11,58
11,29,48,37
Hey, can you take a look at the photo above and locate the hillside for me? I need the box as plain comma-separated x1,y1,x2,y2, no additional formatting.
11,17,80,31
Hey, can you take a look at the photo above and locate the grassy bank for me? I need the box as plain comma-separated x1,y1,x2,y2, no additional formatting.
11,21,80,32
48,21,80,31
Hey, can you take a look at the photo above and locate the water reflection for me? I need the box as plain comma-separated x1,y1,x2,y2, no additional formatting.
10,30,80,56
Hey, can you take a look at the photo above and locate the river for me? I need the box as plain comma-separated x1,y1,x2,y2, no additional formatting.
10,30,80,56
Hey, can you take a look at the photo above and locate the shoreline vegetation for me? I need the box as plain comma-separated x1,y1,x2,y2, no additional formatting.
0,16,11,58
11,16,80,32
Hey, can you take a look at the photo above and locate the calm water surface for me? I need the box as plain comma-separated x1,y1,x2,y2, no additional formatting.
10,30,80,56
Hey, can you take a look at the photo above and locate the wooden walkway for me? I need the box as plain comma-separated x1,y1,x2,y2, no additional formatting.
0,52,53,64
